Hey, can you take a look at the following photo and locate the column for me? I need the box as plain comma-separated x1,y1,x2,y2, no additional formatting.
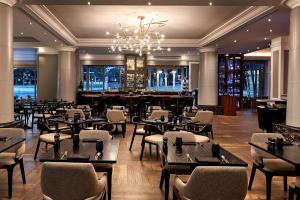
270,36,289,98
282,0,300,126
57,47,77,102
198,48,218,105
189,62,200,90
0,1,15,123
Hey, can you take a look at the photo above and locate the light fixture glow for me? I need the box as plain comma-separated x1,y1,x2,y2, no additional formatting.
87,1,91,5
209,2,213,6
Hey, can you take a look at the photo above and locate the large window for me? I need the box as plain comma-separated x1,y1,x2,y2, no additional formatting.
146,65,189,91
243,61,268,98
14,68,37,99
83,65,125,91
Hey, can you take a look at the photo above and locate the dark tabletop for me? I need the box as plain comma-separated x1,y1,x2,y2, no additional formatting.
48,117,105,125
0,137,25,153
164,143,248,166
249,141,300,167
39,139,119,163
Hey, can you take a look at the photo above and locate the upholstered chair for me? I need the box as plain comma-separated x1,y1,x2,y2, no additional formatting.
106,109,126,137
148,110,169,120
0,128,26,198
79,130,112,141
66,108,85,118
129,116,145,151
34,122,71,160
188,110,214,139
248,133,296,200
41,162,107,200
173,166,248,200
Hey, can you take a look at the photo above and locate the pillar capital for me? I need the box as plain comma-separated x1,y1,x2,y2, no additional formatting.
282,0,300,9
198,47,217,53
0,0,17,7
58,46,77,52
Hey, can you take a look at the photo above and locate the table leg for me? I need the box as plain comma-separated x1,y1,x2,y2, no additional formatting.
107,168,112,200
164,170,170,200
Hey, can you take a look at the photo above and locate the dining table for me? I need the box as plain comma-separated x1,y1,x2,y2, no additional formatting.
39,139,119,200
161,142,248,200
249,141,300,199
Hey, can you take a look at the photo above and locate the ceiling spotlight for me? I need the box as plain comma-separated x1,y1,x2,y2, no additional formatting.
246,29,249,32
268,18,271,22
87,1,91,5
209,2,213,6
20,32,24,35
269,29,273,33
148,2,151,6
234,40,237,43
54,39,57,42
264,37,267,40
106,31,110,35
167,48,171,52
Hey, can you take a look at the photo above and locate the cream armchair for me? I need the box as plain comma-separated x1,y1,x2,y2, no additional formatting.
188,110,214,139
0,128,26,198
148,110,169,120
106,109,126,137
248,133,296,200
173,166,248,200
41,162,107,200
79,130,112,141
66,108,85,118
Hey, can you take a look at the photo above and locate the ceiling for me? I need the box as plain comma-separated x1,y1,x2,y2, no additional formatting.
47,5,246,39
18,0,282,6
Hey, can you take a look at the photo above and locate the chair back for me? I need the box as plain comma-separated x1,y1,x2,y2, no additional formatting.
106,109,126,123
148,106,162,113
112,105,125,111
0,128,25,158
192,111,213,124
164,131,195,144
66,109,85,118
182,166,247,200
41,162,103,200
76,105,91,110
148,110,169,120
144,124,164,135
79,130,111,141
250,133,283,164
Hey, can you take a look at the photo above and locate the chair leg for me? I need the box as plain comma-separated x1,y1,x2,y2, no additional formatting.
210,130,214,139
34,140,41,160
289,185,295,200
140,141,145,161
149,144,152,156
129,132,136,151
248,164,257,190
173,190,178,200
45,143,48,149
7,165,15,199
19,158,26,184
160,170,164,189
284,176,288,192
156,145,159,158
266,174,273,200
107,168,112,200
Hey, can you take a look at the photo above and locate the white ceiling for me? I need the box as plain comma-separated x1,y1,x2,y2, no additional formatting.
46,5,246,39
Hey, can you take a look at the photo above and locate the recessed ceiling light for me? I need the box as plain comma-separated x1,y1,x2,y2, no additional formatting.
106,31,110,35
167,48,171,51
87,1,91,5
234,40,237,43
269,29,273,32
268,18,271,22
148,2,151,6
209,2,213,6
264,37,268,40
246,29,249,32
54,39,57,42
20,32,24,35
29,21,32,25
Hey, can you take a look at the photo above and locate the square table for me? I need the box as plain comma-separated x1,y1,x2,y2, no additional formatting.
39,139,119,200
161,142,248,200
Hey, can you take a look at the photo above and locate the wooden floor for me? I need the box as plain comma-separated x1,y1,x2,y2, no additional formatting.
0,111,294,200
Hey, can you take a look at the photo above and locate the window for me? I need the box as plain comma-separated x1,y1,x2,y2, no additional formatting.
146,65,189,91
83,65,124,91
13,68,37,99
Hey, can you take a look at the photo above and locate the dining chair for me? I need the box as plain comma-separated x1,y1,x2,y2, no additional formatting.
0,128,26,198
148,110,169,120
173,166,248,200
140,124,164,160
79,130,112,141
188,110,214,139
31,105,52,128
106,109,126,137
66,108,85,118
248,133,296,200
129,116,145,151
41,162,107,200
34,122,71,160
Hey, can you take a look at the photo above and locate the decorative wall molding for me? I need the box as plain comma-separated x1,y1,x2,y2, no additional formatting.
24,5,78,46
198,47,216,53
281,0,300,9
198,6,276,47
0,0,17,7
58,46,77,52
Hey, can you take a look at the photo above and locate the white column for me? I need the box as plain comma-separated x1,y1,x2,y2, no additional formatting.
57,47,77,102
270,36,289,98
189,62,200,90
198,47,218,105
0,1,15,123
283,0,300,126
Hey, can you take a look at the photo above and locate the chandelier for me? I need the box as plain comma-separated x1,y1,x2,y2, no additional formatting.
106,14,171,56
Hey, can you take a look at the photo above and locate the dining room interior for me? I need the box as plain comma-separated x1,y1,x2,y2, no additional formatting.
0,0,300,200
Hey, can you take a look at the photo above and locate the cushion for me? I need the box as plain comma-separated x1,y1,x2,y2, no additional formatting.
263,158,296,172
194,135,210,143
0,152,17,165
145,134,163,144
136,128,145,134
40,133,71,143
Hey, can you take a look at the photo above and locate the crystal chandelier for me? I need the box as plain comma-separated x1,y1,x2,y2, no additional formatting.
106,14,171,56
